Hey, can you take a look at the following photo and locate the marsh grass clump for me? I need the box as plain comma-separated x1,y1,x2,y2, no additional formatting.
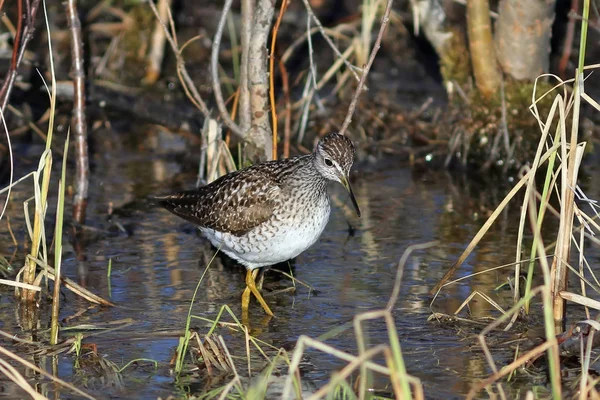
439,28,471,87
445,79,557,172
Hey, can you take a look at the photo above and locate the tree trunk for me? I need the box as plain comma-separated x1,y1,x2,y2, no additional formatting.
246,0,275,162
495,0,556,80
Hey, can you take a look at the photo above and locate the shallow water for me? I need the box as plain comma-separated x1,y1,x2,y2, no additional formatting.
0,127,596,399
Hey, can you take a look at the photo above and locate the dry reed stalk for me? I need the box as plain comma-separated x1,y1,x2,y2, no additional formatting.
551,71,584,328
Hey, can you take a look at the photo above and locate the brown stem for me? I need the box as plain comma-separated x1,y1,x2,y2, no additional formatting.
338,0,393,136
269,0,290,160
239,0,253,133
66,0,89,224
277,57,291,159
558,0,578,78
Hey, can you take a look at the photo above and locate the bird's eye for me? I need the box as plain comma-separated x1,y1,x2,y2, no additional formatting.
324,158,333,167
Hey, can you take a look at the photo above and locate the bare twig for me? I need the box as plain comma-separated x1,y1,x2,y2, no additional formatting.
66,0,89,224
338,0,394,136
0,0,42,113
211,0,245,138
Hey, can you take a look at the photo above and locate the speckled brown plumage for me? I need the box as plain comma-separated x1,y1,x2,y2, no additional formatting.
154,133,360,270
155,156,307,236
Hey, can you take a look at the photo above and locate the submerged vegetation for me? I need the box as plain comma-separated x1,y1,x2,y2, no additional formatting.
0,0,598,399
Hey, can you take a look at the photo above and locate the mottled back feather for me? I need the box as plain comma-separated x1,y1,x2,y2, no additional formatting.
154,157,305,236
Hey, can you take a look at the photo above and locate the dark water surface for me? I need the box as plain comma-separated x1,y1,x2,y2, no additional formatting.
0,129,594,399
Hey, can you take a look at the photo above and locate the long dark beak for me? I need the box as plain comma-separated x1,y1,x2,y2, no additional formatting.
340,175,361,217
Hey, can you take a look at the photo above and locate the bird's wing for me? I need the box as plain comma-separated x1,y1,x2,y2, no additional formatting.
154,167,282,236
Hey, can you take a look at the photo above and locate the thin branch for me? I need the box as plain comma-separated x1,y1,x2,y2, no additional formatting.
147,0,211,118
211,0,245,138
338,0,393,136
300,0,362,82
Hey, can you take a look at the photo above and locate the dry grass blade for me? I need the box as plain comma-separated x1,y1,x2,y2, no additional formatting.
431,142,560,296
22,262,114,306
281,244,431,398
559,291,600,310
308,344,388,399
0,356,48,400
0,345,96,399
147,0,211,117
466,340,553,400
453,290,506,316
0,279,40,291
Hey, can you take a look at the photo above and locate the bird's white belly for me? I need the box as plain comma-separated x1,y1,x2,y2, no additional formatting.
201,199,331,269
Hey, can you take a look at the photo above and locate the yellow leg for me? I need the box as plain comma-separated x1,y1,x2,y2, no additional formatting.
241,282,251,315
242,269,274,316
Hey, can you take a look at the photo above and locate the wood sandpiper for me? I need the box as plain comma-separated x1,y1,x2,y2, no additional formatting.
154,133,360,316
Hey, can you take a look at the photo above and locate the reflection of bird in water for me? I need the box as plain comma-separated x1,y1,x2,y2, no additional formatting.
154,133,361,316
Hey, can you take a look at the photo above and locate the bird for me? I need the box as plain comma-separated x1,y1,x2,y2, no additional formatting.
153,133,361,316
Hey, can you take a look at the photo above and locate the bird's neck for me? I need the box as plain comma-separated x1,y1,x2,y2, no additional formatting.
286,154,327,191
